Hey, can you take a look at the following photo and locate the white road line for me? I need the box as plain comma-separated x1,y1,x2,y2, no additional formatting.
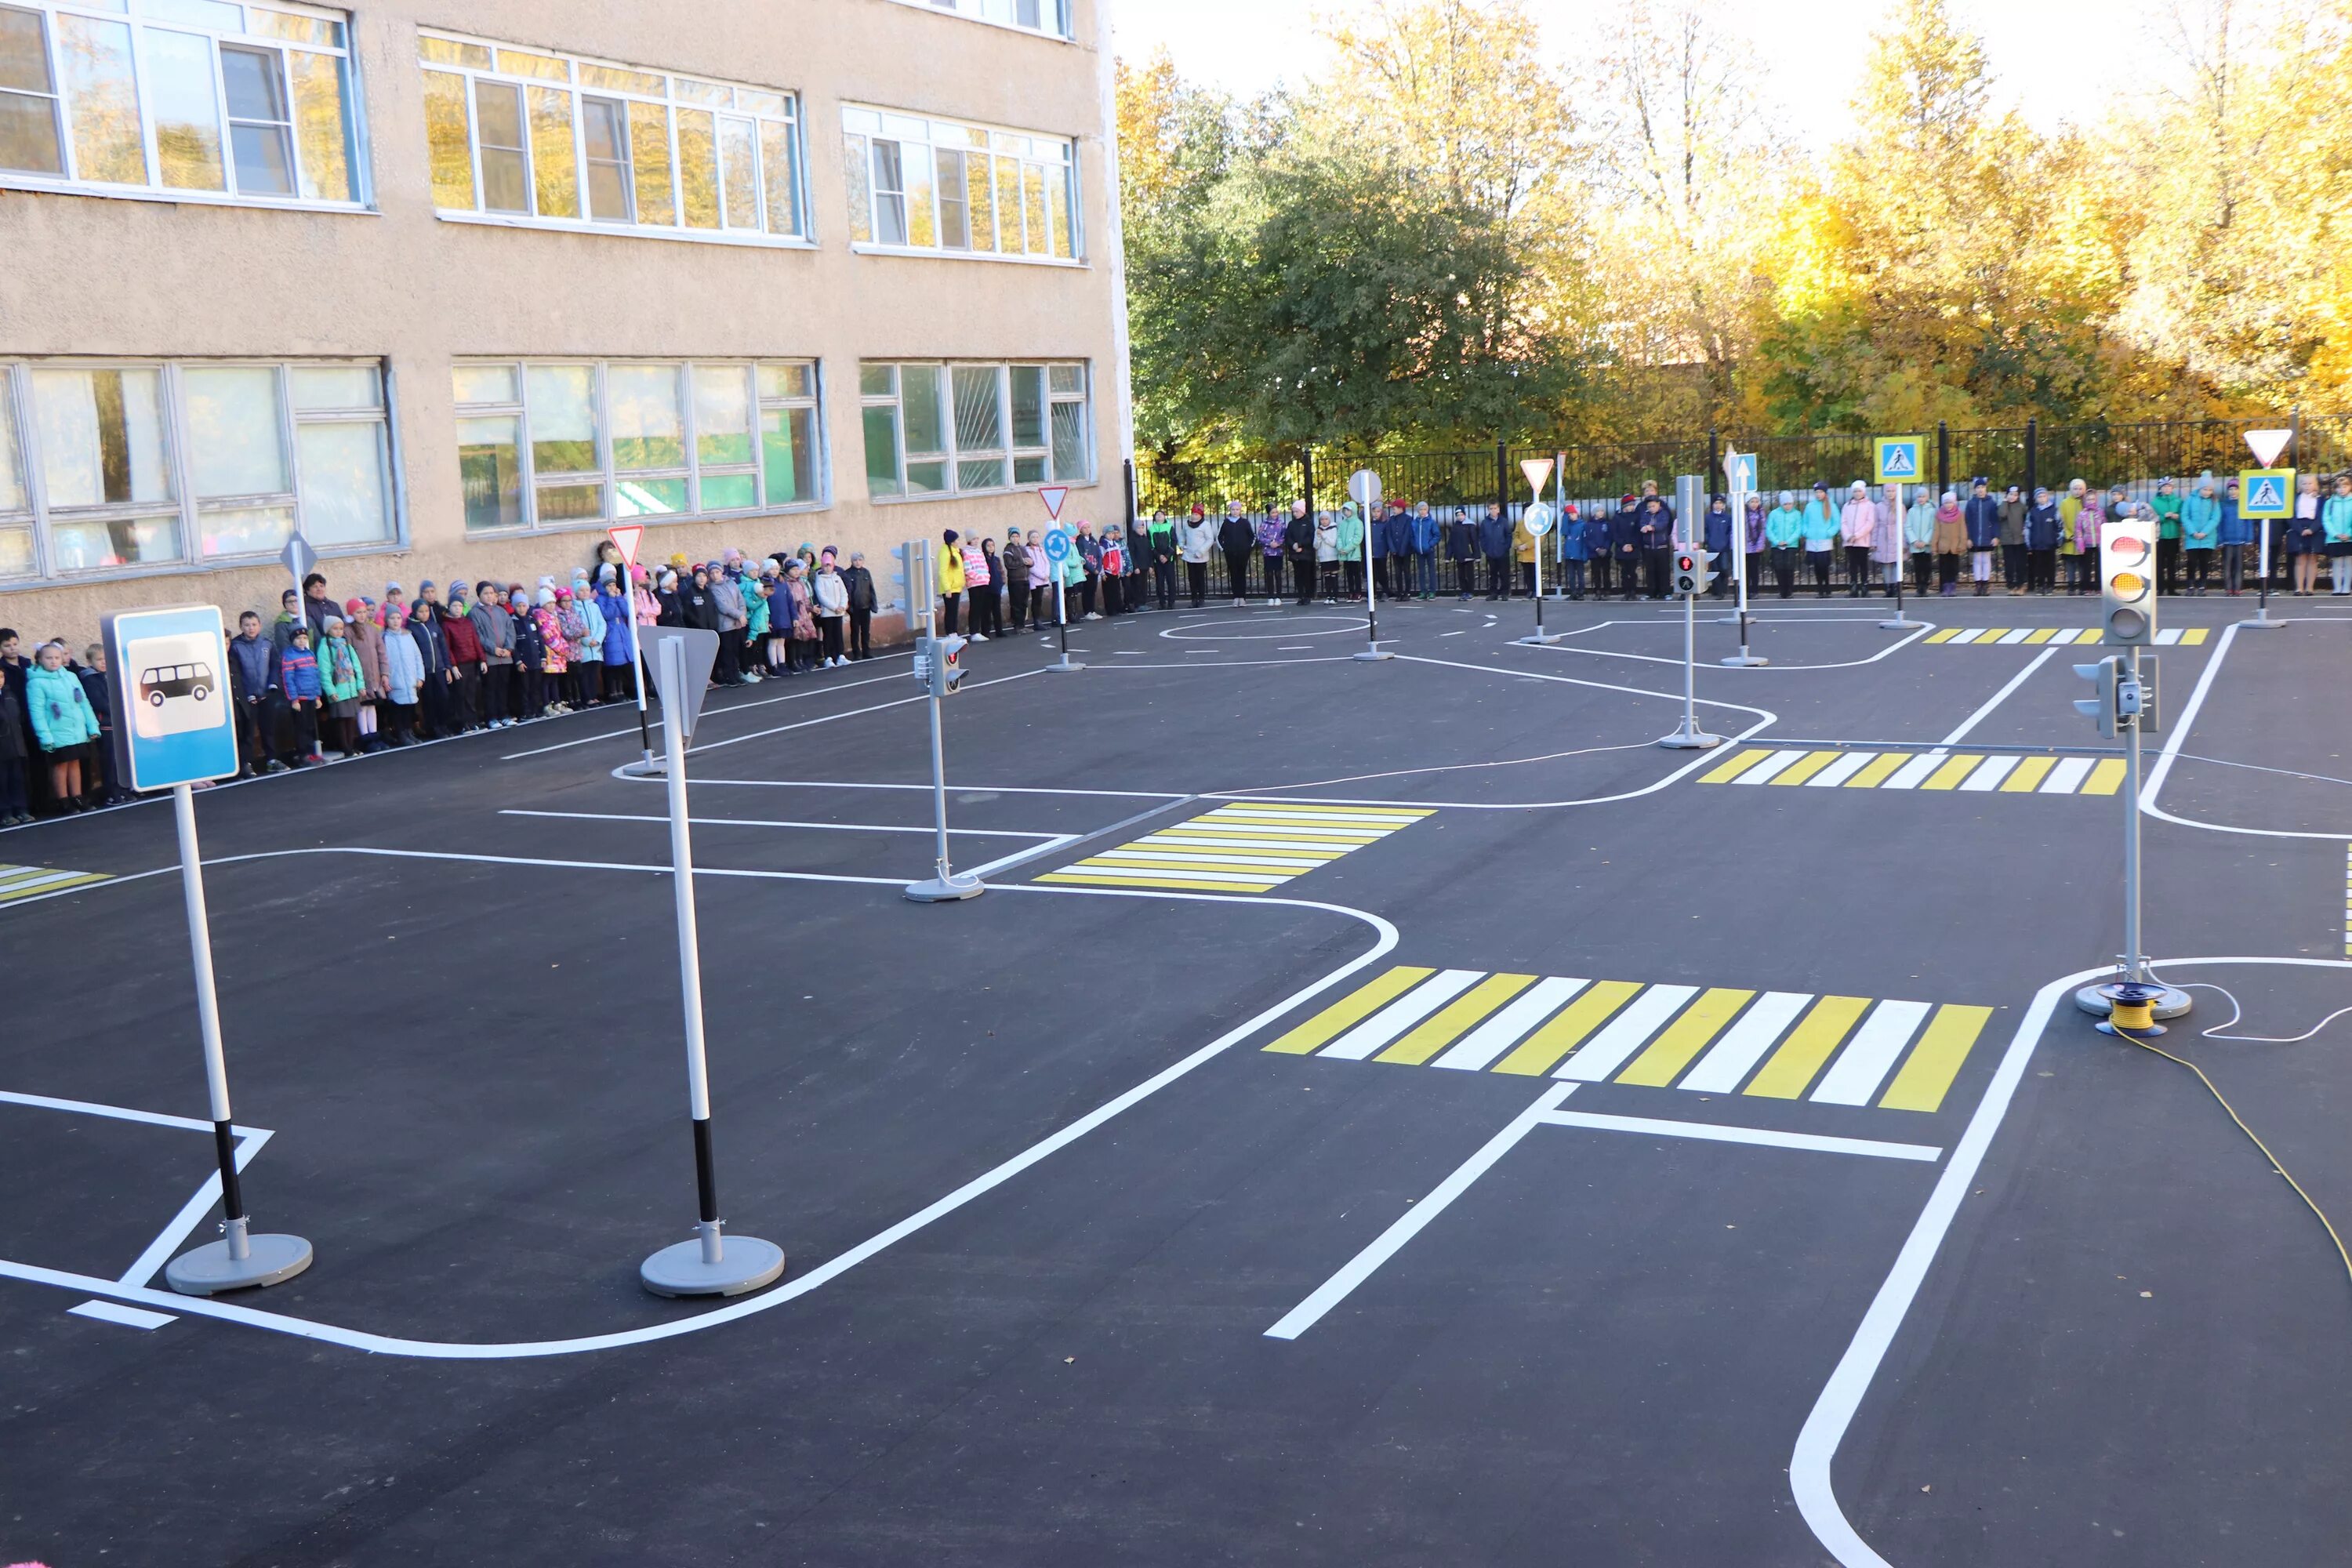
499,808,1056,839
1882,753,1944,789
1946,629,1984,644
67,1300,176,1330
682,669,1043,757
2042,756,2095,793
1535,1111,1940,1162
1432,977,1590,1071
1809,1000,1933,1105
0,1087,263,1138
957,835,1082,881
111,1130,272,1290
2145,620,2352,841
1678,991,1815,1093
1265,1083,1577,1340
1937,643,2061,746
1806,752,1876,788
1555,985,1699,1080
659,778,1189,800
499,666,910,760
1995,628,2032,644
1319,969,1486,1059
1736,750,1812,785
1093,848,1327,869
1958,754,2019,791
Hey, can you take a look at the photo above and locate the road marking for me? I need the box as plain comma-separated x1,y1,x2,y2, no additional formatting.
0,863,112,903
1744,996,1873,1099
1263,966,1434,1054
1614,987,1755,1086
1878,1004,1998,1112
1678,990,1818,1093
1808,1000,1934,1105
1698,748,2122,797
1430,977,1590,1071
499,809,1057,839
1264,1083,1577,1341
1037,803,1429,893
1377,973,1537,1065
1535,1110,1940,1163
1926,626,2107,647
2345,844,2351,959
1320,968,1486,1060
67,1300,176,1330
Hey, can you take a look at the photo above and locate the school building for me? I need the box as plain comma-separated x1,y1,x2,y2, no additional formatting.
0,0,1131,643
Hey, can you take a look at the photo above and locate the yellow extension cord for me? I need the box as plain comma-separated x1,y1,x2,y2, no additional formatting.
2120,1033,2352,1294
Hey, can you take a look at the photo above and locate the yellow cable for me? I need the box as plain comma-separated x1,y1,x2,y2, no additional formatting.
2122,1033,2352,1294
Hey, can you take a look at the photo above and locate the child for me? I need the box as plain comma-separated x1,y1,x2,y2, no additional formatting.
27,639,102,811
316,615,365,759
379,604,425,741
277,625,325,764
75,643,122,804
344,598,385,751
508,589,544,720
784,559,820,672
815,550,848,666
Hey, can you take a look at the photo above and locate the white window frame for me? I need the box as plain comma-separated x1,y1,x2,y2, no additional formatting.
419,28,811,251
859,360,1091,503
840,104,1081,264
886,0,1076,42
0,0,372,212
451,358,826,537
0,355,397,590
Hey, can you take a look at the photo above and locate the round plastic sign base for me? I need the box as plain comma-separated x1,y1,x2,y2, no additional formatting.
1047,657,1086,673
1721,653,1769,667
164,1232,314,1296
640,1234,786,1298
906,874,985,902
1880,617,1925,631
1657,729,1725,750
2073,983,2193,1021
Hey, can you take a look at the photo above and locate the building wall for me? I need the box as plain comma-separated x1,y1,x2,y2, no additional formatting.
0,0,1127,647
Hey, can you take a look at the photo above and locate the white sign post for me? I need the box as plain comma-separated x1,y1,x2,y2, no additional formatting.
607,523,656,772
1346,468,1392,660
1721,450,1767,667
102,605,314,1297
2242,429,2292,630
1516,456,1562,644
1038,488,1082,673
640,631,787,1298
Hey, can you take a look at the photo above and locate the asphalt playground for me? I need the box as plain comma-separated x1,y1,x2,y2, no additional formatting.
3,584,2349,1566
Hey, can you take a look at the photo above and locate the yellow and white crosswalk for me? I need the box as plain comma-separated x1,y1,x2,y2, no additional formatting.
1034,802,1431,895
1699,746,2126,796
0,862,112,905
1265,965,1995,1114
1925,626,2209,646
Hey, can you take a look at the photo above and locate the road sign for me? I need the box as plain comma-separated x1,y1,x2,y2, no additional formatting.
1348,468,1382,507
2239,468,2294,520
1725,452,1759,493
279,533,317,586
1519,456,1555,495
1041,525,1072,561
1872,436,1923,484
1523,501,1554,536
2100,518,2157,646
608,524,644,568
2245,428,2292,467
100,604,241,792
1038,485,1069,521
638,626,719,745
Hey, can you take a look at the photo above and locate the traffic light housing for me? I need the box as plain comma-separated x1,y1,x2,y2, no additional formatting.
891,539,932,622
2100,518,2157,646
1671,546,1712,595
915,633,967,698
2073,658,2120,738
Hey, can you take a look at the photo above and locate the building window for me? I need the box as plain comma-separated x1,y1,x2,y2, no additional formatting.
858,361,1088,500
0,2,363,207
841,106,1077,261
419,30,806,247
452,359,824,535
0,357,393,585
889,0,1075,42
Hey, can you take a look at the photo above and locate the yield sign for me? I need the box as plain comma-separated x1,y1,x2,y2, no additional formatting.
608,523,644,568
2244,428,2292,467
1038,486,1069,521
1519,456,1555,495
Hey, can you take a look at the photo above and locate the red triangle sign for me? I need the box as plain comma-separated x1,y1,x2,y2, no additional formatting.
1038,486,1069,521
608,524,644,568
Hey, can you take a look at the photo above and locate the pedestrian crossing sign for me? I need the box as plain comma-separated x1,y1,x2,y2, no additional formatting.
1873,436,1925,485
2239,468,2294,520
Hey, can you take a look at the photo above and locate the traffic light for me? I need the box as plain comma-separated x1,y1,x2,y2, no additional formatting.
2073,657,2120,738
1671,545,1712,595
914,633,967,698
891,539,932,621
2099,518,2157,646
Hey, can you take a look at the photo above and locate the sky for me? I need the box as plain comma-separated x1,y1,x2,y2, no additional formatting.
1111,0,2179,154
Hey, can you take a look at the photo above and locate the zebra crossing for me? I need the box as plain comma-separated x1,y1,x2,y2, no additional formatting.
1265,965,1994,1114
1925,626,2208,646
1034,802,1430,894
0,862,111,906
1699,746,2126,796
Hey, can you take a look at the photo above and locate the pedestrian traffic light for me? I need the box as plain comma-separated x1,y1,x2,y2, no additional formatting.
2073,657,2120,738
2099,518,2157,646
916,633,967,698
1672,546,1712,595
891,539,931,621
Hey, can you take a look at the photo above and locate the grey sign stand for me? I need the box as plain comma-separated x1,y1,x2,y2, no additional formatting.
163,782,313,1294
1348,468,1394,660
640,633,785,1298
906,652,983,904
1658,514,1723,750
1880,483,1924,630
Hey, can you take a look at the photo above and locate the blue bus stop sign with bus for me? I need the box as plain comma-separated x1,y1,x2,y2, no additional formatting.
100,604,239,791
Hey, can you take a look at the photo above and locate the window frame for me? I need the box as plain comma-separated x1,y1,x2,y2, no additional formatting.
840,103,1082,264
419,28,812,251
0,354,398,590
885,0,1076,42
451,358,827,538
0,0,371,212
858,359,1091,503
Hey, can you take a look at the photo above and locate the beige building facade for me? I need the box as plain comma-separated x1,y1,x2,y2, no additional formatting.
0,0,1131,648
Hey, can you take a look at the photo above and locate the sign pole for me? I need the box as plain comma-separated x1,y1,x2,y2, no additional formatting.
1515,455,1561,646
608,526,654,773
1347,468,1393,660
2252,517,2278,628
1039,488,1083,673
1722,449,1766,667
1881,482,1922,630
641,636,785,1298
1660,516,1723,750
2240,428,2292,630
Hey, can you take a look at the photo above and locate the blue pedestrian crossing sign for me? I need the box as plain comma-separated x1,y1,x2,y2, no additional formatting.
1873,436,1925,485
99,603,240,791
2238,468,2294,520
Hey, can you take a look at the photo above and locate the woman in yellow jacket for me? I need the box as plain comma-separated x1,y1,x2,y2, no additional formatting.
1513,507,1542,597
936,528,967,634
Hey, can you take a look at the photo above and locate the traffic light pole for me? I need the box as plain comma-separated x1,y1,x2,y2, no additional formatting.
906,634,982,903
2123,643,2143,983
1659,539,1722,750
